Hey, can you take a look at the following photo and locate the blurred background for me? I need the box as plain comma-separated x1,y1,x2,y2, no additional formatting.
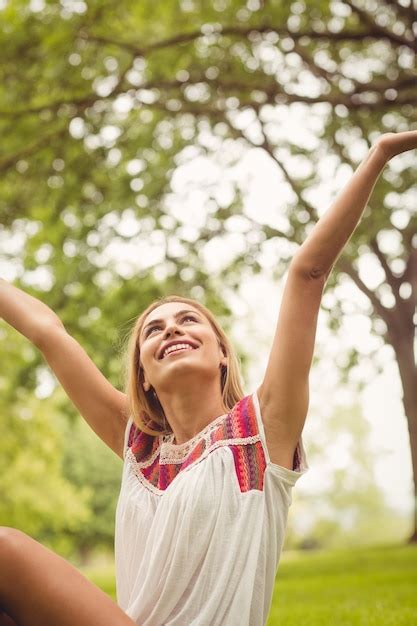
1,0,416,581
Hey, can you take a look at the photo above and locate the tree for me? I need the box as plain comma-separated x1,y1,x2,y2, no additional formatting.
0,334,91,552
1,0,416,537
60,397,123,561
284,404,409,550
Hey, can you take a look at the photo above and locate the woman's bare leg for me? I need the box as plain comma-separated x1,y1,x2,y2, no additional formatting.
0,612,17,626
0,527,137,626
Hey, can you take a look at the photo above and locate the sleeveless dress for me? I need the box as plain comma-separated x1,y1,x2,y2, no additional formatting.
115,390,308,626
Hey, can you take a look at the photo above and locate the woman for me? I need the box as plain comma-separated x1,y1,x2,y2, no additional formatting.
0,131,415,625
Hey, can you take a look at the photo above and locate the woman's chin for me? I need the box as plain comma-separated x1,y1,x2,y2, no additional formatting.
158,361,218,386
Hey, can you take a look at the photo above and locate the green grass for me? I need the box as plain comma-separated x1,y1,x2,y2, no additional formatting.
267,544,417,625
83,544,417,625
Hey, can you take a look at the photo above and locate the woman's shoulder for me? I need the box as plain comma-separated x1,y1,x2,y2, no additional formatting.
125,417,164,463
223,392,260,440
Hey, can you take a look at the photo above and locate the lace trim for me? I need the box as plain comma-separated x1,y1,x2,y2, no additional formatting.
160,410,228,453
160,434,261,465
125,435,263,493
125,448,165,495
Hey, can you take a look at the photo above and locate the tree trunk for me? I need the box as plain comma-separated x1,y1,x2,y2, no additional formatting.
390,332,417,543
405,410,417,543
404,406,417,543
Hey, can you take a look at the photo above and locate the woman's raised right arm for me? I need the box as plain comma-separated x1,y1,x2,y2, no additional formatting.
0,279,128,459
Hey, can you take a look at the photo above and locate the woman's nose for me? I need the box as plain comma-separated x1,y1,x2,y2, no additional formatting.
163,323,183,339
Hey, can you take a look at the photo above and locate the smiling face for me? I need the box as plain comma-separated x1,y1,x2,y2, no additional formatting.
138,301,228,395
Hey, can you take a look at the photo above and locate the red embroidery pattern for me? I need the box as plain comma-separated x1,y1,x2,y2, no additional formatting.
126,395,268,493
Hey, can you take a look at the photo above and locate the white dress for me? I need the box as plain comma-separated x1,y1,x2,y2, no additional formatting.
115,390,308,626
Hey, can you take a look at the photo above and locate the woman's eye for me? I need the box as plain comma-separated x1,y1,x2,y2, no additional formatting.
146,316,196,337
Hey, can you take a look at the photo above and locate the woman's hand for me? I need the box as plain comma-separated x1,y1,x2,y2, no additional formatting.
375,130,417,161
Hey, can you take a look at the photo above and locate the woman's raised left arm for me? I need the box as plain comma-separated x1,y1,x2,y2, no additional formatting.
257,131,417,470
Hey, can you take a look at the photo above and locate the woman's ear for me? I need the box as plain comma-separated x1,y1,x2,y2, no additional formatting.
218,341,227,363
140,366,151,392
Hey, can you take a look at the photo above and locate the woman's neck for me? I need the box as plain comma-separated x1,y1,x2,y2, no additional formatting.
157,386,228,445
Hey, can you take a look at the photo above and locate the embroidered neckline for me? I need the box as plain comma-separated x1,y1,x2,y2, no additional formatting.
125,394,306,493
160,411,228,456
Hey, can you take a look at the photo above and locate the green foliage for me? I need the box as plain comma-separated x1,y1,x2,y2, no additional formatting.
1,0,414,382
285,404,407,550
82,561,117,598
0,383,91,545
60,403,123,557
1,0,415,551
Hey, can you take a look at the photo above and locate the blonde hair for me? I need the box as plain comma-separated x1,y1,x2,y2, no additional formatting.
122,295,244,437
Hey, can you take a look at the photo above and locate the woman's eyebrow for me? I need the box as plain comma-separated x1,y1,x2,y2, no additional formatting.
142,309,200,335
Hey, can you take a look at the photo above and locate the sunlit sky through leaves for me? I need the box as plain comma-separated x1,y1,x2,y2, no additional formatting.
2,92,414,522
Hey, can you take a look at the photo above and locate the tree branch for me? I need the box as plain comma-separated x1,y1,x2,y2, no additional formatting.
258,128,319,225
379,0,417,25
0,126,68,172
336,257,389,321
369,236,402,298
342,0,415,48
82,21,415,55
292,42,340,84
0,95,97,118
214,78,417,109
2,70,415,120
350,75,417,96
403,247,417,305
